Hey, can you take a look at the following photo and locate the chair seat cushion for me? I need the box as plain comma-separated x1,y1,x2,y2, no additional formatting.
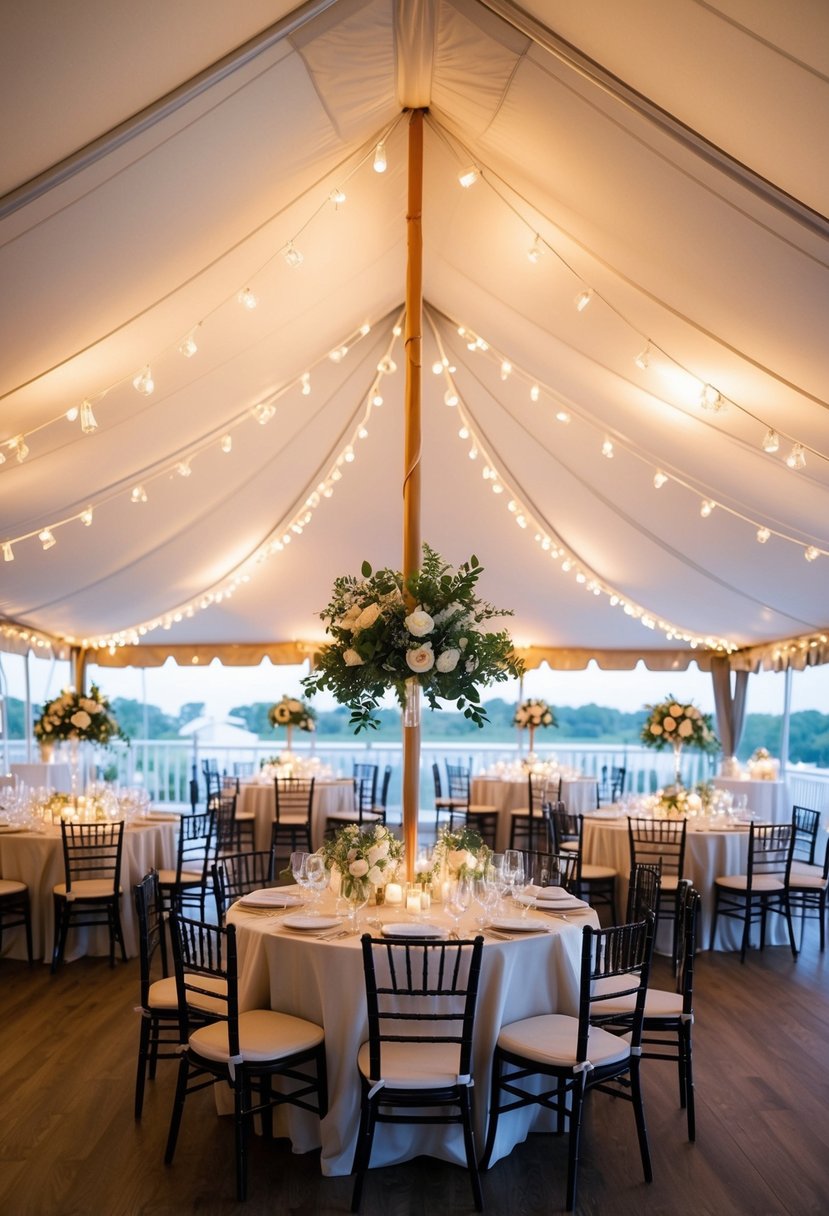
497,1012,629,1070
560,841,579,852
190,1008,323,1065
581,863,615,881
54,879,121,899
788,872,829,892
509,807,545,819
659,875,684,891
157,869,204,887
0,878,27,897
357,1039,465,1089
714,874,784,892
235,811,255,822
467,805,494,815
147,975,179,1011
790,861,825,881
274,813,310,825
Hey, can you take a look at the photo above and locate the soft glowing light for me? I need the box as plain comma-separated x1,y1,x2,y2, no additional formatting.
329,187,347,206
38,528,56,550
634,344,651,370
179,333,198,358
432,361,444,375
373,141,387,173
444,389,459,407
377,356,397,374
282,242,304,267
131,485,148,503
176,460,192,477
805,546,819,562
574,289,593,312
253,403,276,425
527,236,542,264
237,287,258,309
2,542,13,562
601,438,614,459
80,399,98,433
555,410,570,424
221,434,232,454
761,428,780,453
700,499,716,517
133,367,154,395
458,165,479,188
530,384,540,402
300,372,311,396
458,426,469,440
756,527,771,543
65,406,79,422
500,360,512,380
653,470,668,489
80,506,93,527
329,345,348,363
786,442,806,470
699,384,725,412
371,392,384,406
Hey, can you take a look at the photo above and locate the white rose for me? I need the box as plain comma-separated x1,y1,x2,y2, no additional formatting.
405,607,435,637
465,658,477,673
353,602,382,632
343,648,364,666
80,698,99,713
678,719,693,738
436,648,460,673
337,604,362,632
663,716,676,732
70,710,92,730
367,843,389,865
348,858,369,877
406,643,435,673
686,794,702,811
650,723,663,736
669,703,683,717
447,849,469,872
366,865,384,886
287,699,301,712
458,637,468,650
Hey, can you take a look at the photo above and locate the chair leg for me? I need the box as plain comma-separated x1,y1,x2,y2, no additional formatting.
708,890,719,952
681,1023,695,1142
479,1050,502,1170
783,897,798,959
51,895,70,973
459,1086,483,1212
565,1074,586,1211
739,897,751,963
164,1055,190,1165
234,1076,249,1202
629,1060,653,1183
135,1015,151,1119
350,1091,377,1213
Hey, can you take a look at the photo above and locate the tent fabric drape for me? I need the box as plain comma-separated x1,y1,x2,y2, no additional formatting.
710,656,748,761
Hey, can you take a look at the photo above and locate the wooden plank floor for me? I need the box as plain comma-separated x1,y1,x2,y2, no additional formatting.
1,931,828,1216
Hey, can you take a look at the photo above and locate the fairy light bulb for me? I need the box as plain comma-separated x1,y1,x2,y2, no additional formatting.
179,333,198,358
65,406,79,422
329,345,348,363
221,434,232,454
80,506,93,527
527,235,542,264
634,344,651,370
359,323,371,336
756,527,770,544
432,361,444,375
329,187,346,207
444,389,459,407
700,499,716,517
371,392,384,407
555,410,570,424
500,360,512,380
300,372,311,396
2,541,13,562
131,485,148,503
529,384,540,402
458,426,469,440
253,403,276,425
377,356,397,374
458,165,479,188
786,442,806,470
80,400,98,433
805,546,819,562
761,428,779,453
699,384,724,411
176,460,192,478
373,141,387,173
38,528,56,550
133,367,154,395
653,470,668,489
282,242,303,267
237,287,258,310
574,289,593,312
601,438,614,459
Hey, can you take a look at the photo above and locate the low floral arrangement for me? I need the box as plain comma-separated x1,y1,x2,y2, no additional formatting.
302,543,523,732
318,823,404,899
33,684,128,747
748,747,777,780
513,698,557,730
640,696,718,753
267,696,317,732
431,825,491,880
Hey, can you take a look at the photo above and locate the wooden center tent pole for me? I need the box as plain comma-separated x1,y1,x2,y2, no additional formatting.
402,109,424,879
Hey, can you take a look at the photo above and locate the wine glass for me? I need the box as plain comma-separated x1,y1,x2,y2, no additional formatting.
503,849,525,906
445,877,472,939
471,874,498,928
303,854,329,915
290,851,310,899
489,854,509,912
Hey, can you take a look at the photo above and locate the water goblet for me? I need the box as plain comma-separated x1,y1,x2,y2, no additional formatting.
290,851,310,899
303,854,329,915
503,849,525,906
445,876,472,939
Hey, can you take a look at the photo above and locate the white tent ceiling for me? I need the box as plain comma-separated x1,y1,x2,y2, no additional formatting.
1,0,828,675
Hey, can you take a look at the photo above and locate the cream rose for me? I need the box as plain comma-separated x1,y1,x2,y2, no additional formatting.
353,602,382,632
70,710,92,730
678,718,694,738
343,648,364,666
650,723,663,736
367,842,390,865
406,643,435,673
366,865,384,886
436,648,460,673
663,716,676,732
337,604,362,631
404,607,435,637
348,858,369,878
669,703,683,717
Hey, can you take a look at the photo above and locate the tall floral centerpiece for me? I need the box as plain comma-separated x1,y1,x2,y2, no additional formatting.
33,684,128,792
513,698,557,760
640,695,718,785
267,695,316,754
302,543,523,732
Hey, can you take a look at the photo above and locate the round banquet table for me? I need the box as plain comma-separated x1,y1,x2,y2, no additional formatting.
471,776,599,852
580,812,791,952
0,816,177,962
227,893,599,1176
712,777,789,824
238,779,356,852
10,762,72,794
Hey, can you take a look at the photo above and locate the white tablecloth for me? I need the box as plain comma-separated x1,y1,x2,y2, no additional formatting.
0,818,177,962
238,779,356,851
580,814,791,951
712,778,789,824
10,763,72,794
227,894,599,1176
471,776,599,851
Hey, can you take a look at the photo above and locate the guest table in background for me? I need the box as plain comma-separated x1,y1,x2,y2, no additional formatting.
472,775,599,852
712,777,789,824
227,894,599,1175
10,763,72,794
238,778,355,851
0,817,177,962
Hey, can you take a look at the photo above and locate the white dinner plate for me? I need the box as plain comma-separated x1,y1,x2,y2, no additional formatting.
281,914,341,931
518,893,590,911
381,922,447,939
143,813,180,823
239,889,303,908
488,916,550,933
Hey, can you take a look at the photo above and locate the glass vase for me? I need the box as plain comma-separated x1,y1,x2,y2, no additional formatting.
403,678,421,727
672,740,683,786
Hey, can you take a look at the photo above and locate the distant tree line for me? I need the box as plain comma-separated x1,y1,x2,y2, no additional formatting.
4,694,829,766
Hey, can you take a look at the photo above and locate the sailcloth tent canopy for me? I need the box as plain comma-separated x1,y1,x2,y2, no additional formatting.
1,0,828,677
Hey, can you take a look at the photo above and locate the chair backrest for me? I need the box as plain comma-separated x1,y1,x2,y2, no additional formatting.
548,802,582,850
612,767,627,799
60,819,125,894
674,885,700,1010
169,910,236,1040
792,805,820,865
523,849,578,891
214,792,240,856
528,771,560,814
747,822,794,886
432,762,443,799
582,916,652,1048
134,869,168,1003
175,807,216,884
445,763,471,805
221,775,240,795
211,849,277,920
359,934,484,1085
274,777,315,824
626,861,663,921
376,765,392,810
353,764,378,808
627,816,687,878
